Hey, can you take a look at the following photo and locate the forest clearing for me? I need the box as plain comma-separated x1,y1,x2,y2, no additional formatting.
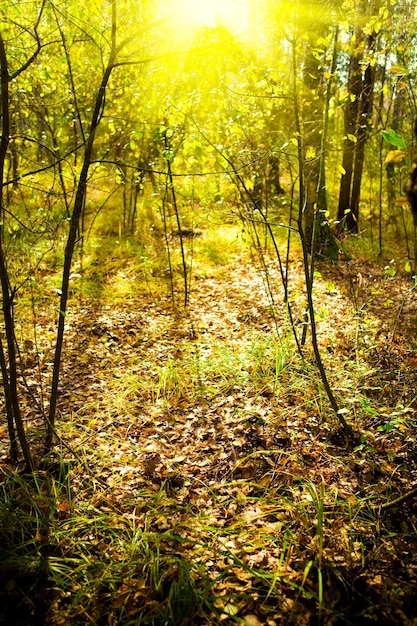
2,233,417,625
2,0,417,624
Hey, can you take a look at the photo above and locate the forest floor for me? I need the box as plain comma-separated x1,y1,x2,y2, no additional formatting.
2,241,417,625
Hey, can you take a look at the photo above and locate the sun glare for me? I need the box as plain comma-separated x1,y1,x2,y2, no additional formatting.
162,0,250,40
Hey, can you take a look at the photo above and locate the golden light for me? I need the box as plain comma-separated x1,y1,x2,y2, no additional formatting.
160,0,250,40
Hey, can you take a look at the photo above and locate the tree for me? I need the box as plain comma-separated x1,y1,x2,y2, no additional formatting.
46,0,121,450
301,19,340,259
0,0,131,461
0,1,47,468
337,0,380,233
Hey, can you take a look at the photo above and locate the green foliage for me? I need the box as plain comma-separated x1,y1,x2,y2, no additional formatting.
382,129,407,150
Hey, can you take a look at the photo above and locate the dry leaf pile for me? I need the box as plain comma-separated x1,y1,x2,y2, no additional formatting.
2,255,417,625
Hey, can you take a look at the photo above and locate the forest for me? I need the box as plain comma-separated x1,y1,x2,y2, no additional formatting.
1,0,417,624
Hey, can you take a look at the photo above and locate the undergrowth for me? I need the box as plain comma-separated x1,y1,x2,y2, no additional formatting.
2,224,417,625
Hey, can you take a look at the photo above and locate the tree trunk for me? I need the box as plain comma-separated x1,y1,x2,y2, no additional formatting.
386,73,405,212
350,53,376,219
337,1,379,233
302,22,339,259
337,49,362,232
0,32,34,469
46,1,118,450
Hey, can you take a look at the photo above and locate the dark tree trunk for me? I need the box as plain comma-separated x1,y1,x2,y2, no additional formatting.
386,77,404,211
302,21,339,259
405,118,417,226
268,154,285,195
0,32,34,468
350,56,375,219
337,51,362,232
46,2,118,450
337,2,378,234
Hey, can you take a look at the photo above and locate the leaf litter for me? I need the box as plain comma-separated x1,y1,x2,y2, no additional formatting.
2,255,417,625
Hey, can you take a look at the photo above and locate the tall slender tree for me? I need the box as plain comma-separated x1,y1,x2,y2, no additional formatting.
337,0,380,233
0,0,46,468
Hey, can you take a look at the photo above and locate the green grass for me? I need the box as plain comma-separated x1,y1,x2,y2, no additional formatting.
148,332,292,406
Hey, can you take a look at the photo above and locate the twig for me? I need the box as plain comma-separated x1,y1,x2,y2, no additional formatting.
371,485,417,512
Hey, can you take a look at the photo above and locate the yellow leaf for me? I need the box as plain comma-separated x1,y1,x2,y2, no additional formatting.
373,20,381,34
383,149,407,165
387,65,406,75
347,133,357,143
338,165,346,175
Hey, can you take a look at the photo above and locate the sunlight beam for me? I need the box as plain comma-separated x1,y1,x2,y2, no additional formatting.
161,0,250,39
